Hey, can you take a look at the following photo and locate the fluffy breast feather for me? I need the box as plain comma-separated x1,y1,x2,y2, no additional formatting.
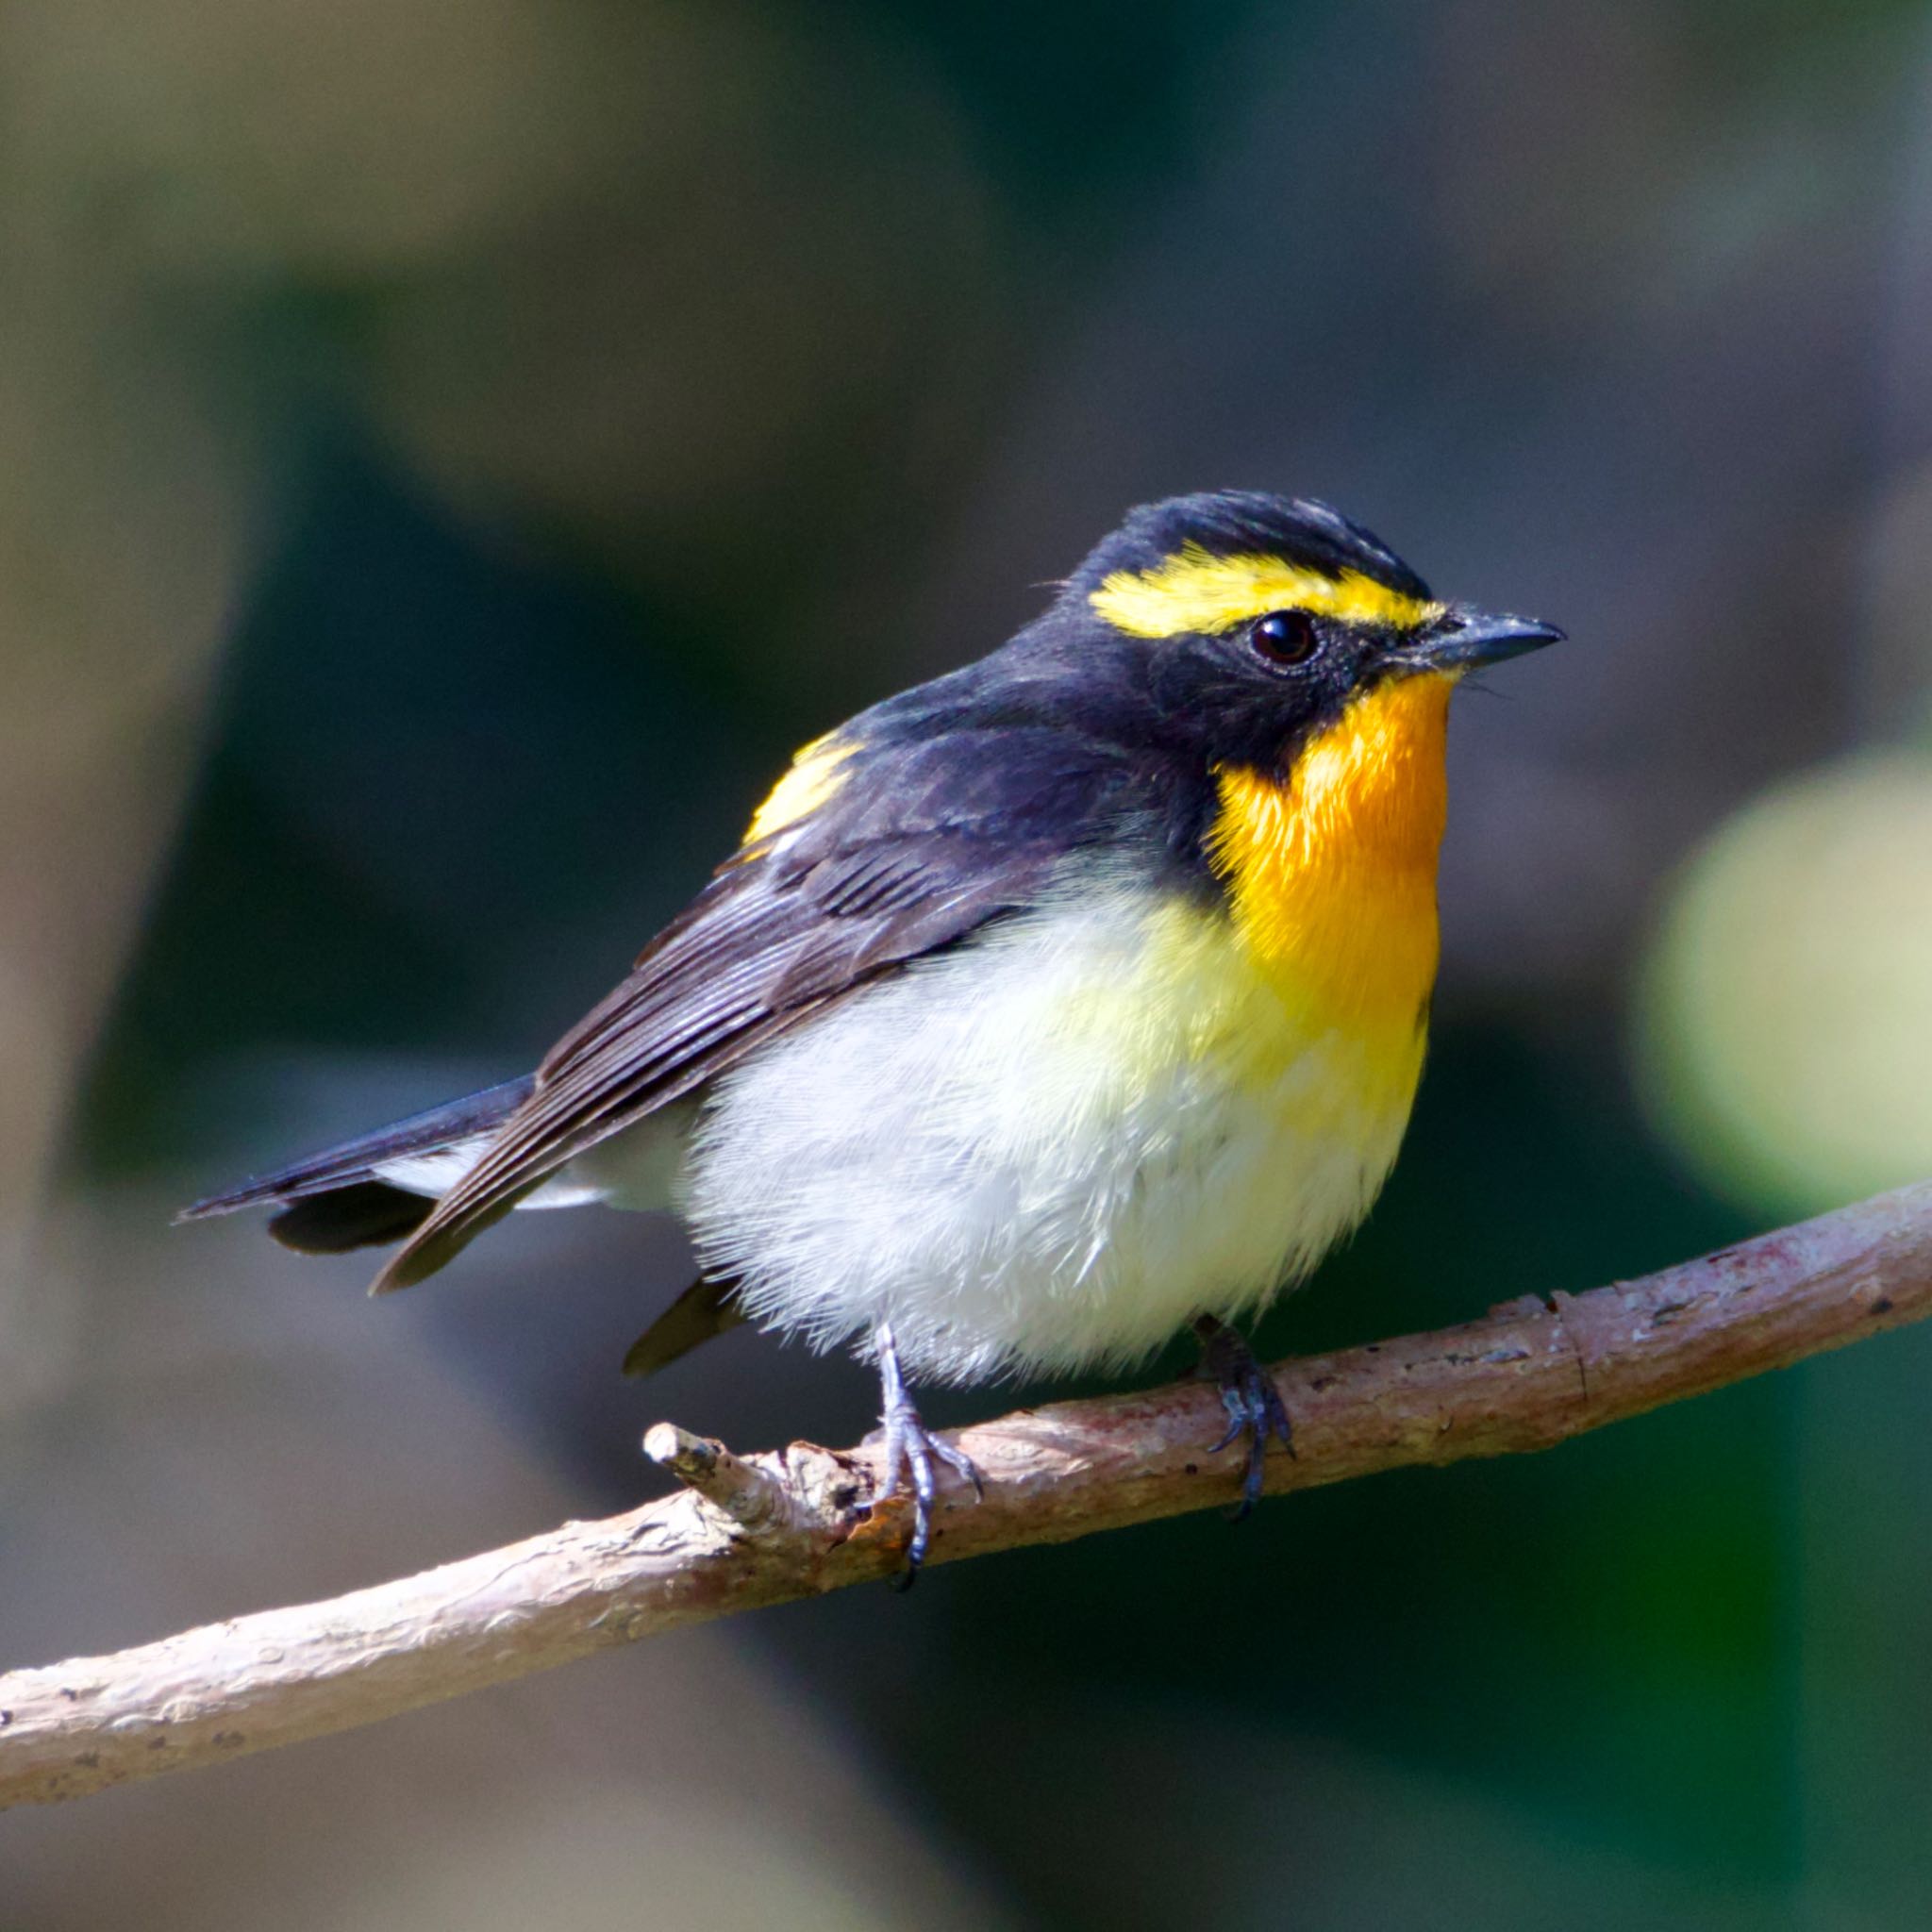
1207,671,1451,1039
684,888,1433,1381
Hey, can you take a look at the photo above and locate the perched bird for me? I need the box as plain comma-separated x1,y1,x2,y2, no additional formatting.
182,491,1560,1574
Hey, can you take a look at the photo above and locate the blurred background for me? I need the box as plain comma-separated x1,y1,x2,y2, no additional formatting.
3,1,1931,1925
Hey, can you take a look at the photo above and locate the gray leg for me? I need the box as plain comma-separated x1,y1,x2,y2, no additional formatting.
874,1321,982,1585
1193,1314,1294,1518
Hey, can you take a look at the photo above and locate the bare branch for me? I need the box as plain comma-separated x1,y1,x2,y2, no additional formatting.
4,1182,1929,1809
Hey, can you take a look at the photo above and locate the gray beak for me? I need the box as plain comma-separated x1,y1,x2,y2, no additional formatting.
1411,605,1565,670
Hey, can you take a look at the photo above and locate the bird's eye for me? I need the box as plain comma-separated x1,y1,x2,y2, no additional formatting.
1250,609,1318,667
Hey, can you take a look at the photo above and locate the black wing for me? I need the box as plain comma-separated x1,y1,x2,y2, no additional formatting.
179,1076,535,1216
177,1076,538,1257
374,726,1141,1291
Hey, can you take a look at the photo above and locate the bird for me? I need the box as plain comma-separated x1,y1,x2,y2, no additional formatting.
181,490,1561,1576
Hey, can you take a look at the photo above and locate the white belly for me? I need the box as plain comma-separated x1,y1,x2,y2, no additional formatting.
683,883,1424,1384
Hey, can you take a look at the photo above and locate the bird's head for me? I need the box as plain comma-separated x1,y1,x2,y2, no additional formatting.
1049,491,1561,775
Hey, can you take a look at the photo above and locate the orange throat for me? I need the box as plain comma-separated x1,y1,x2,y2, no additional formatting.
1206,672,1455,1031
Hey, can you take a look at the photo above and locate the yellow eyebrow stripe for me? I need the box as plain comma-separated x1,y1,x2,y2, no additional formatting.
744,734,856,842
1090,543,1440,637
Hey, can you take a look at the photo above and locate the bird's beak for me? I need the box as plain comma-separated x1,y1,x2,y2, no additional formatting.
1407,605,1565,671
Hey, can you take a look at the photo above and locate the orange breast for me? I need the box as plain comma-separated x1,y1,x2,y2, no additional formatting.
1205,673,1454,1033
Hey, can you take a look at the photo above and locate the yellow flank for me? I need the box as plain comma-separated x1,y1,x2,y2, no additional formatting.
744,734,856,842
1091,542,1441,638
1207,671,1456,1040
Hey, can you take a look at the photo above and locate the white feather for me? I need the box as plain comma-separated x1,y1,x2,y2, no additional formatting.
373,1103,692,1211
685,879,1421,1384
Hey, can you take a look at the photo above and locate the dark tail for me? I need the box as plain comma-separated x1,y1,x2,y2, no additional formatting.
264,1184,439,1255
177,1075,534,1256
622,1274,747,1376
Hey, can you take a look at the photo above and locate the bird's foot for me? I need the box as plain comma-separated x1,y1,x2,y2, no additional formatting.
872,1322,983,1587
1193,1315,1294,1519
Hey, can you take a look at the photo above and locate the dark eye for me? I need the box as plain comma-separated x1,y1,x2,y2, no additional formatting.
1250,609,1318,667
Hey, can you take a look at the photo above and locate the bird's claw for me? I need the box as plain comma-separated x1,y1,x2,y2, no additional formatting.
873,1322,983,1586
1194,1316,1294,1519
876,1399,983,1586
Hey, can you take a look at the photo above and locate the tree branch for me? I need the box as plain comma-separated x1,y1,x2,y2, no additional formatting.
5,1182,1930,1809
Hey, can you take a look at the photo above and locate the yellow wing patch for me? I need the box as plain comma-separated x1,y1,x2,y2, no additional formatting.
1206,672,1454,1035
744,734,857,843
1091,542,1440,638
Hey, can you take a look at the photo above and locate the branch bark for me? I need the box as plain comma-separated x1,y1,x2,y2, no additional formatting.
5,1182,1930,1809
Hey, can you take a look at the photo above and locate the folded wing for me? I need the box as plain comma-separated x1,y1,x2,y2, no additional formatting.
374,727,1138,1292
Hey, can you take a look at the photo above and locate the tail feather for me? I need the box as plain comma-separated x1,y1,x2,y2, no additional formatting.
267,1183,438,1255
622,1274,747,1376
177,1075,534,1223
369,1188,533,1294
